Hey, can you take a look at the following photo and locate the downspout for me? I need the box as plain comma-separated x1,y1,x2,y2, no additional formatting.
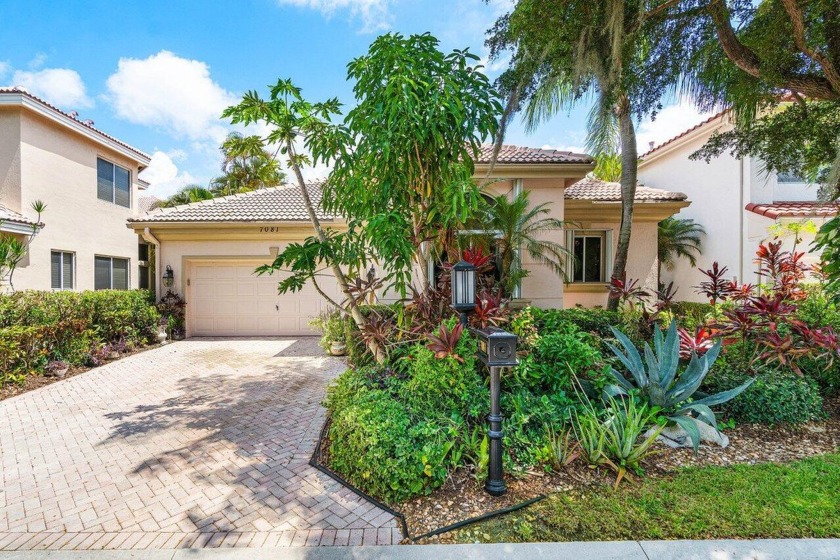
142,227,161,300
512,179,523,299
738,158,745,283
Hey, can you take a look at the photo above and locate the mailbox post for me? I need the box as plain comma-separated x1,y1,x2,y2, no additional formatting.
472,326,517,497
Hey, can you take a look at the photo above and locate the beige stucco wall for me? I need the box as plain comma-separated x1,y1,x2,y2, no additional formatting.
562,220,659,308
0,110,22,213
1,107,146,291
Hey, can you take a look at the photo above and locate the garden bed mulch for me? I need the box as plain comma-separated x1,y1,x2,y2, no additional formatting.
0,342,163,402
402,398,840,544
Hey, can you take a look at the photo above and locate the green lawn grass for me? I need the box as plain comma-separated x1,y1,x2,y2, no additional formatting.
455,453,840,542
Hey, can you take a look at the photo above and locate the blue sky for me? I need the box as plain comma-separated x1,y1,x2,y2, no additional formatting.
0,0,710,198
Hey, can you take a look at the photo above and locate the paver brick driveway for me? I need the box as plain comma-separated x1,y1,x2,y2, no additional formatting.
0,338,400,550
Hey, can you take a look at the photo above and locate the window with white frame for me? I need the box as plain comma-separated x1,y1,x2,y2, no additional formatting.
566,230,612,283
777,170,806,183
50,251,74,290
97,158,131,207
94,256,129,290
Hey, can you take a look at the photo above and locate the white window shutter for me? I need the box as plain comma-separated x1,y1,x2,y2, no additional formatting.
564,230,575,283
605,229,614,281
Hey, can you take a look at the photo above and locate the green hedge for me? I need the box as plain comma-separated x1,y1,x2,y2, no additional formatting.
706,367,825,425
0,290,160,382
530,307,622,340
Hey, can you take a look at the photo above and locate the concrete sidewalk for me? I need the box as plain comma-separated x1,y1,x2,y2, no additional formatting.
0,539,838,559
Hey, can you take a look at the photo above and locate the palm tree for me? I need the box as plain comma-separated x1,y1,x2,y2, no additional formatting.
592,152,622,182
658,217,705,283
477,191,568,297
157,185,215,208
487,0,683,309
210,132,285,196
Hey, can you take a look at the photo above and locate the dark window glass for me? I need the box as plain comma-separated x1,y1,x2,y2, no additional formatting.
112,258,129,290
51,252,62,289
584,236,602,282
573,238,584,282
138,243,149,261
97,158,114,202
63,253,73,289
95,257,112,290
572,235,604,282
114,166,130,207
51,251,74,289
138,265,150,290
777,171,806,183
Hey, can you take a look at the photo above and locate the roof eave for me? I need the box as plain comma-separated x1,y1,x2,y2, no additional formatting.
639,114,728,167
473,162,595,180
0,93,151,167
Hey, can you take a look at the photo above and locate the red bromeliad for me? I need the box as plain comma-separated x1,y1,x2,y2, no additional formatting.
677,326,717,359
427,322,464,362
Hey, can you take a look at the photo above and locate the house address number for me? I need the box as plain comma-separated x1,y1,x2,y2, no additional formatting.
259,226,283,233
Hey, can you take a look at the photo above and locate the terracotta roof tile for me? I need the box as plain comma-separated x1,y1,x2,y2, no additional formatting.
745,201,838,219
0,86,150,162
477,144,593,164
565,177,688,202
0,204,39,226
130,181,334,223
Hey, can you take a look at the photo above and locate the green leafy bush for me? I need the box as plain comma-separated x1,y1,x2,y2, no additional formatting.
512,325,603,393
706,368,825,424
0,290,159,385
670,301,715,329
531,307,621,341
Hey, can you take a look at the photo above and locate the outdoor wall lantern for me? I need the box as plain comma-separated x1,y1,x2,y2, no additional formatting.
451,260,476,326
473,326,517,497
162,265,175,288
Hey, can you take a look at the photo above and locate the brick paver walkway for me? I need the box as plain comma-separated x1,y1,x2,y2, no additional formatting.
0,338,400,550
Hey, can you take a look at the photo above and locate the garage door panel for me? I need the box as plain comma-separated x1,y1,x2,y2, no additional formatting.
188,261,334,336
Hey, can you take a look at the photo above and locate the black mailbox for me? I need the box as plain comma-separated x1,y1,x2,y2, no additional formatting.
472,327,518,367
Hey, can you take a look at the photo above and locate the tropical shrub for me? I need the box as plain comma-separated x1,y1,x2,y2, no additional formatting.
0,290,159,385
512,325,604,393
706,367,825,425
530,307,623,344
327,388,458,503
604,320,753,451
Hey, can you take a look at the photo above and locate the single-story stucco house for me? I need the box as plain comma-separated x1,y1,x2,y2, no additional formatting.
129,145,689,337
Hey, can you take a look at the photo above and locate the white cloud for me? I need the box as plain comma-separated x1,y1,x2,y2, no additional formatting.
105,50,236,143
139,150,199,198
11,68,93,109
28,53,47,69
637,100,716,154
276,0,392,32
0,61,9,80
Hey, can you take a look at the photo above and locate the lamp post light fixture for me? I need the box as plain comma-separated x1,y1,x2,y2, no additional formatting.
473,326,518,497
451,260,476,326
162,265,175,288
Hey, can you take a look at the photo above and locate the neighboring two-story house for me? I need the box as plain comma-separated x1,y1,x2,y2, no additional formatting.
639,110,837,303
0,87,151,292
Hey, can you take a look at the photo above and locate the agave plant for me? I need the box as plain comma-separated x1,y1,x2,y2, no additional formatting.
604,320,754,452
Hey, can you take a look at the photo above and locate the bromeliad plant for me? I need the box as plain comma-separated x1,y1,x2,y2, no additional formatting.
604,320,754,452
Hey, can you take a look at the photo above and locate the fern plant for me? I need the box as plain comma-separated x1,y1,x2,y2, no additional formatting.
604,319,754,452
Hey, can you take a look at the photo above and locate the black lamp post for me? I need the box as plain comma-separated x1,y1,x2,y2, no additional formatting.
451,260,476,326
474,327,517,497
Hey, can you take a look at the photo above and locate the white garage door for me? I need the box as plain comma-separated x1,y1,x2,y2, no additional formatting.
188,260,340,336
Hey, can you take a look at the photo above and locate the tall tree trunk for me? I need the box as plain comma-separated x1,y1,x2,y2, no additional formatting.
286,140,386,363
607,96,638,311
